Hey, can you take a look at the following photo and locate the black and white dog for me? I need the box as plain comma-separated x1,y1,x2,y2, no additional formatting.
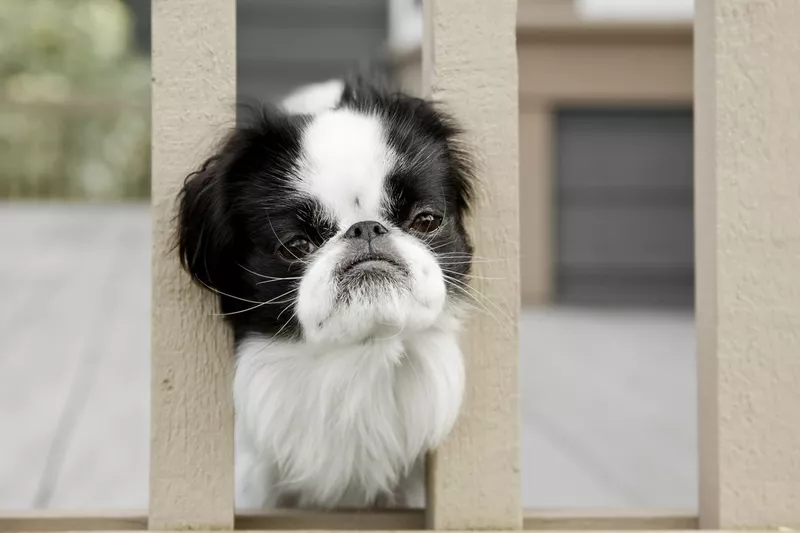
177,76,474,509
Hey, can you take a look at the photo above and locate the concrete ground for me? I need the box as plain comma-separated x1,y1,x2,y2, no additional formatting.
0,203,697,511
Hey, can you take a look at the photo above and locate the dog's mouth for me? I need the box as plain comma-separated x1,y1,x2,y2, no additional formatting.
340,252,405,275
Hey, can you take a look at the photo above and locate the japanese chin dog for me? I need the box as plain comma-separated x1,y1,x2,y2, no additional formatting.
176,75,474,509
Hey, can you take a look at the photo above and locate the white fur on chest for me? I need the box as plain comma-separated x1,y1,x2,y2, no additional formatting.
233,327,464,509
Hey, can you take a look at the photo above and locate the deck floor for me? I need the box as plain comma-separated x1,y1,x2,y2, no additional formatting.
0,203,697,511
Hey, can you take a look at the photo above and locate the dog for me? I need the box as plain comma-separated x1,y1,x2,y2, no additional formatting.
176,75,474,509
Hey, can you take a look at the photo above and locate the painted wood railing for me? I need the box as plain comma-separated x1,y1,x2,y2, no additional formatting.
1,0,799,531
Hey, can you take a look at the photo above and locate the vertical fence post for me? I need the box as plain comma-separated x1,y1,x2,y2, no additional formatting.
695,0,800,528
422,0,521,529
150,0,236,529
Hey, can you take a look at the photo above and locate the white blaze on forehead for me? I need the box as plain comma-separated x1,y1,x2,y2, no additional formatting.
297,109,395,228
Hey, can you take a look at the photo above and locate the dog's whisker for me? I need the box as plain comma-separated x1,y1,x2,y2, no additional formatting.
439,268,506,281
238,262,290,281
441,273,515,326
427,239,457,251
214,302,272,316
435,250,513,257
272,309,299,338
439,258,514,265
436,252,513,260
195,277,273,305
276,301,296,322
442,280,513,336
212,288,299,316
238,261,305,286
256,277,303,285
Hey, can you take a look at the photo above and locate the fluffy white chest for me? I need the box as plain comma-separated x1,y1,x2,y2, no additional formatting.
233,329,464,509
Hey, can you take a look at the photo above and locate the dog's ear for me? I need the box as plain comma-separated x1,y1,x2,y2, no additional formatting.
177,151,236,290
176,103,304,291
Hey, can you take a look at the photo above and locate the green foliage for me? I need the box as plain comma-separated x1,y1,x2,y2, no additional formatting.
0,0,150,200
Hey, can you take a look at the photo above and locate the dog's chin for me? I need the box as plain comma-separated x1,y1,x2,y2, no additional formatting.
296,239,447,346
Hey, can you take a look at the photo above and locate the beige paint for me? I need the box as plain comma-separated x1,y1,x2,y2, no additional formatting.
694,2,718,528
517,40,692,105
520,108,555,303
238,509,696,531
393,14,692,304
695,0,800,529
422,0,521,529
0,509,697,532
150,0,235,529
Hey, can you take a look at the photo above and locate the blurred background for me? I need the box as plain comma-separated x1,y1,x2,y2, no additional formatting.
0,0,696,512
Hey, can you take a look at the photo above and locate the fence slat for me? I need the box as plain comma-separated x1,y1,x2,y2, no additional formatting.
150,0,236,529
695,0,800,528
422,0,521,529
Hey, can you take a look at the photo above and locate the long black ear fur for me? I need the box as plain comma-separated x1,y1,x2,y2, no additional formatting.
176,151,236,290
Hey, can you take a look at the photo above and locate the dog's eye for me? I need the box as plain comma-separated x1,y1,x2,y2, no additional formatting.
279,237,316,261
409,213,442,234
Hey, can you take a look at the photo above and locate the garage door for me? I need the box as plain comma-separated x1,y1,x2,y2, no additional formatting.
555,109,694,307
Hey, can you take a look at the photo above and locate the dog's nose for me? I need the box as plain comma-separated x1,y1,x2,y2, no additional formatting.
343,220,388,242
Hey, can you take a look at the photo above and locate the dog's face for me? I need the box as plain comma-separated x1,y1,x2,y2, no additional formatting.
178,81,473,345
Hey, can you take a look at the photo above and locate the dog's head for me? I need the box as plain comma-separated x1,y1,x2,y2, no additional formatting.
177,77,474,345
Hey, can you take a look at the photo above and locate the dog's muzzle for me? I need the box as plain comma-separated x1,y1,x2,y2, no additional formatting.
338,220,408,278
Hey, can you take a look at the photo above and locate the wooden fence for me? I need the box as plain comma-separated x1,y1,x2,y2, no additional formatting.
1,0,799,531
